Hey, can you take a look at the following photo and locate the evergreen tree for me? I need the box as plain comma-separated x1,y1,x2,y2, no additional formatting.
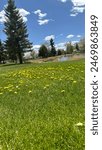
0,40,6,64
57,49,62,55
75,43,80,51
66,42,73,54
50,38,56,56
79,38,85,53
4,0,33,64
39,44,48,58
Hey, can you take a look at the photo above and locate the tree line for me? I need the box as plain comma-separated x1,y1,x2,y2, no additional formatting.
0,0,85,64
38,38,85,59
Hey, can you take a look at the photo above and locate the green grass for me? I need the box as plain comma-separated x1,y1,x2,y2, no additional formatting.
0,60,85,150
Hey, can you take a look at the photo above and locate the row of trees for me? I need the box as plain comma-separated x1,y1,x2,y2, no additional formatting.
38,38,85,58
0,0,33,64
39,38,56,58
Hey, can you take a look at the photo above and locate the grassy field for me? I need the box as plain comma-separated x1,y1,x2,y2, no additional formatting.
0,60,85,150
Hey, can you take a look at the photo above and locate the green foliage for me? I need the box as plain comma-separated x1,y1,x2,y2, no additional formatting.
30,50,36,59
4,0,33,64
50,38,56,56
75,43,80,51
0,60,85,150
57,49,62,55
79,38,85,53
66,42,73,54
0,40,7,63
39,44,48,58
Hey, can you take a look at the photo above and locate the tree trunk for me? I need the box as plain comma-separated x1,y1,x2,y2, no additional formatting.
18,52,23,64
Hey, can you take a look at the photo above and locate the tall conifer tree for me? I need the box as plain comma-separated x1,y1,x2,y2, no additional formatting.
4,0,33,64
50,38,56,56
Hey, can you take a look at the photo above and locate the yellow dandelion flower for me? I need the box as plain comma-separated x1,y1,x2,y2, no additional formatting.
4,87,9,89
0,145,2,150
43,87,46,89
61,90,65,93
46,85,49,87
59,78,62,81
28,90,32,93
76,122,83,127
9,90,12,92
73,81,77,83
14,91,17,94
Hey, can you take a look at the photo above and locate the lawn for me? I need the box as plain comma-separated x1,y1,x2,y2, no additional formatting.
0,60,85,150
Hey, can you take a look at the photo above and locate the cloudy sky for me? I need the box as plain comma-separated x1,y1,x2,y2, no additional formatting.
0,0,85,50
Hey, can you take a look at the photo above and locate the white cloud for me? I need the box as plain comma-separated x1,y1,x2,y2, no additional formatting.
45,35,55,41
56,42,66,50
34,9,52,25
71,40,79,44
33,45,41,51
77,35,81,38
18,8,30,22
71,6,85,14
70,0,85,16
38,19,49,25
0,8,30,23
59,0,67,3
58,0,85,16
66,34,74,38
18,8,30,16
59,0,85,5
70,13,78,17
39,13,47,19
0,10,6,23
34,9,47,19
34,9,41,14
71,0,85,6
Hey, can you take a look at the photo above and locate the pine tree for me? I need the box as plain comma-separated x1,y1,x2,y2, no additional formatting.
57,49,62,55
0,40,6,64
66,42,73,54
75,43,80,52
39,44,48,58
50,38,56,56
4,0,33,64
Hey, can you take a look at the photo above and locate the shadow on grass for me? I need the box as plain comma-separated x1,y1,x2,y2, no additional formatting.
0,61,32,68
0,63,16,67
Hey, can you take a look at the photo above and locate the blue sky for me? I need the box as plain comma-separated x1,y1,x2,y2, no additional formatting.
0,0,85,50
